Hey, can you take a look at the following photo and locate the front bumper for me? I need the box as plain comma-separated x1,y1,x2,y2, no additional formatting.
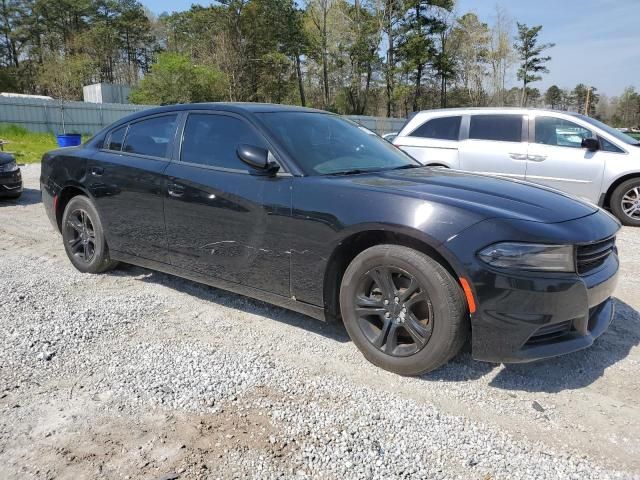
442,210,621,364
467,255,618,363
0,168,22,195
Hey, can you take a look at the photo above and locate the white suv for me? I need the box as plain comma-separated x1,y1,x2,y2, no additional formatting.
393,108,640,225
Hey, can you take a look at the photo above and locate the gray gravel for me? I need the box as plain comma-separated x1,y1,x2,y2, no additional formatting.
1,164,639,479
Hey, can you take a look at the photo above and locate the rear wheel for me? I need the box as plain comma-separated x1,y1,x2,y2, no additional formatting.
339,244,468,375
61,196,117,273
610,178,640,226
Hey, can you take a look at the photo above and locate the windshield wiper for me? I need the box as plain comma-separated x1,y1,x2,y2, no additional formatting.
327,169,376,176
386,164,421,171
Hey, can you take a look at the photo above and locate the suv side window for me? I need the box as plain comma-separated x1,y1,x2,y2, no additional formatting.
469,114,523,142
410,116,461,140
106,125,127,151
122,114,178,158
181,113,267,170
599,136,625,153
534,116,593,148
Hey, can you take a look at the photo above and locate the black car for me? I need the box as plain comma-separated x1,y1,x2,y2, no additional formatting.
40,104,620,375
0,152,22,198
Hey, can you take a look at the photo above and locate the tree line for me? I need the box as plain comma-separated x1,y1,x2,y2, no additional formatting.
0,0,638,127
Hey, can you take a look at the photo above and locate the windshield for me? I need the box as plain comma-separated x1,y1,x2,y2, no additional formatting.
573,114,640,146
256,112,419,175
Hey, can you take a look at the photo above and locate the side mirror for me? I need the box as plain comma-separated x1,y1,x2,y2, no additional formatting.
236,144,279,175
581,138,599,152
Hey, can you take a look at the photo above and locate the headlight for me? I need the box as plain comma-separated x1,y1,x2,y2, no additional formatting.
478,242,575,272
0,160,18,172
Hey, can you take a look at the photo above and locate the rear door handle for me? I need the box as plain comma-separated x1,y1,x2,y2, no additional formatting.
167,183,185,198
528,154,547,162
89,166,104,176
509,153,528,161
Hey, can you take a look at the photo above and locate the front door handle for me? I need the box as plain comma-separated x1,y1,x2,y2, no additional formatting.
89,166,104,176
528,154,547,162
509,153,528,161
167,183,185,198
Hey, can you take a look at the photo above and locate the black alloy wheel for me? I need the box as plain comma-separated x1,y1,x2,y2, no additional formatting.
340,244,468,375
354,266,434,357
64,208,97,263
61,195,118,273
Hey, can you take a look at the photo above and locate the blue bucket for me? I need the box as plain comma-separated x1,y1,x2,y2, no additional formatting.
56,134,82,148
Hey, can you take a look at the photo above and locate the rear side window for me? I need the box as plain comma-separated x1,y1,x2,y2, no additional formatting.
106,125,126,151
469,115,523,142
410,116,461,140
181,113,267,170
122,115,177,158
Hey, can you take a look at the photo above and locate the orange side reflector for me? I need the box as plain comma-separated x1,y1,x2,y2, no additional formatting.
459,278,476,314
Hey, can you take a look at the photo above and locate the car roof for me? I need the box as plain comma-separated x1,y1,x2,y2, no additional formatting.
409,107,587,117
125,102,327,119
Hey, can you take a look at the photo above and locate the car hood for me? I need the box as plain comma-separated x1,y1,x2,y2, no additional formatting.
344,167,598,223
0,152,15,165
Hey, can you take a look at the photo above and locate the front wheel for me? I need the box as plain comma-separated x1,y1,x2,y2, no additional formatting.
61,195,118,273
610,178,640,226
339,244,468,375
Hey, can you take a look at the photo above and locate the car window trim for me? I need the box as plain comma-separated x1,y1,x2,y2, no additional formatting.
530,114,597,150
120,112,179,160
464,113,527,143
103,123,129,152
176,110,290,175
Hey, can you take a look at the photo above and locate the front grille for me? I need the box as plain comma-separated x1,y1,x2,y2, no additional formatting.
576,237,615,275
525,320,573,345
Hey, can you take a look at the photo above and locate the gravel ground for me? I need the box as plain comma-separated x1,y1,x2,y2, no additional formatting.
1,164,639,480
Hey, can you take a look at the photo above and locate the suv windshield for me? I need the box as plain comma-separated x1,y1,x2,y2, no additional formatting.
572,114,640,146
256,111,419,175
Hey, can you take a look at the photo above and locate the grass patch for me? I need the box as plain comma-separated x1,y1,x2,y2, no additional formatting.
0,124,69,164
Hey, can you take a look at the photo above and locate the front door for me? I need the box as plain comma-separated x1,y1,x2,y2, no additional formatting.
88,114,178,263
163,111,291,296
458,113,528,180
525,114,605,204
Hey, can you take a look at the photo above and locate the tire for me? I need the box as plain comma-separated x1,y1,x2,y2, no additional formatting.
610,178,640,226
61,195,118,273
339,244,468,376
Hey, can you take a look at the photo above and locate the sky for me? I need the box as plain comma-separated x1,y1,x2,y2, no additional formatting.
140,0,639,97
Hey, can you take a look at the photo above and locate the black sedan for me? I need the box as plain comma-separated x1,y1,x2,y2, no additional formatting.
40,103,620,375
0,152,22,198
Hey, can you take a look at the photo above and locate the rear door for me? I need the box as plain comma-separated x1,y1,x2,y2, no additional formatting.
394,115,462,167
89,114,178,263
525,114,605,203
458,113,528,179
163,111,292,296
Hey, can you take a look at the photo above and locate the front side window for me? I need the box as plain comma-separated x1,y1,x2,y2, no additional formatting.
256,112,418,175
410,116,461,141
181,114,267,170
106,125,126,151
535,117,593,148
469,114,523,142
122,115,177,158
